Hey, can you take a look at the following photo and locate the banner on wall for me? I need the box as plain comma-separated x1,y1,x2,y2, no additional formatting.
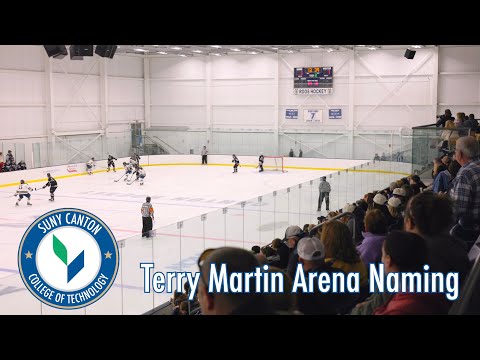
329,109,342,119
304,109,322,123
285,109,299,119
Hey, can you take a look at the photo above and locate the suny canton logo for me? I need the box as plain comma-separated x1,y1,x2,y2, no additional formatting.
18,208,119,310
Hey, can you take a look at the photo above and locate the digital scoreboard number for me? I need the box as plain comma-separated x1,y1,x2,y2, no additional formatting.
294,67,333,95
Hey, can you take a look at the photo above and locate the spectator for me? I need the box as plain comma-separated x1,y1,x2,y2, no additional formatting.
387,197,404,231
433,159,460,193
289,148,295,157
6,150,14,165
392,187,407,206
343,203,363,243
251,245,261,254
141,196,154,238
401,184,414,203
409,175,427,195
197,247,273,315
404,192,470,284
317,176,331,211
318,220,368,288
436,109,455,127
298,149,303,158
373,153,380,161
455,112,466,127
285,225,306,279
432,157,447,179
441,155,452,168
268,238,289,269
265,267,296,313
373,231,451,315
357,209,388,265
450,135,480,223
0,152,3,171
201,146,208,165
372,193,394,225
388,182,399,196
295,236,356,314
463,114,478,133
380,152,386,161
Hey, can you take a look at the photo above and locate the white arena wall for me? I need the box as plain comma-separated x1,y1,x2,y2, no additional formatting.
1,45,478,165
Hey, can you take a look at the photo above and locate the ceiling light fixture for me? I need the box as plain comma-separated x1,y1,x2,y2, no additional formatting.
171,46,182,50
134,48,148,52
411,45,423,49
157,51,167,55
212,53,221,56
249,51,257,54
192,50,203,53
326,48,334,52
211,45,222,48
312,45,320,48
367,46,377,50
231,48,241,52
179,54,187,57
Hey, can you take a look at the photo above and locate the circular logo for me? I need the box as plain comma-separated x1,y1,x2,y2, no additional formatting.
18,208,119,310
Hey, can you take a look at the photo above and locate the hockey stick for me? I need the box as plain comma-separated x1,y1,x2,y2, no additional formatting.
126,173,138,185
114,173,126,182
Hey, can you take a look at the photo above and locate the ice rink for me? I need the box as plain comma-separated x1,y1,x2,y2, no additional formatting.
0,159,369,314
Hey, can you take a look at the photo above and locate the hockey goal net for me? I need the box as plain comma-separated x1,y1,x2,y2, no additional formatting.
263,156,287,172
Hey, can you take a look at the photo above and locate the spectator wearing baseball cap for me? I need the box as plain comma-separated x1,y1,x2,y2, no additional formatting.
284,225,306,279
372,193,394,225
295,236,356,314
387,197,404,231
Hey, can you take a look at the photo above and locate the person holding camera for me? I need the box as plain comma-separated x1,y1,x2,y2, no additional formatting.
436,109,454,127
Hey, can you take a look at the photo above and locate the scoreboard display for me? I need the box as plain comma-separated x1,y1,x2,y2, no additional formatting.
294,67,333,95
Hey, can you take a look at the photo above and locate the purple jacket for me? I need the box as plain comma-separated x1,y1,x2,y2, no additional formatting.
356,232,387,265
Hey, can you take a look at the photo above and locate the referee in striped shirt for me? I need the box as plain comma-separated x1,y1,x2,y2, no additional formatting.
141,196,155,238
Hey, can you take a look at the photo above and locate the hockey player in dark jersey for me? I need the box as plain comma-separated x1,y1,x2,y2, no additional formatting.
42,173,58,202
232,154,240,173
258,153,264,172
107,155,117,172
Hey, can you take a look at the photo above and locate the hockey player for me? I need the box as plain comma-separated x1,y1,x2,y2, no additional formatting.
123,161,134,181
107,155,117,172
16,180,33,206
258,153,264,172
86,157,95,175
129,156,138,170
232,154,240,173
41,173,58,202
136,166,146,185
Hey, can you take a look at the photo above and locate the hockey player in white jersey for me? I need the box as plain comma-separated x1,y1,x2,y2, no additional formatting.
123,161,134,181
136,166,146,185
15,180,33,206
86,157,96,175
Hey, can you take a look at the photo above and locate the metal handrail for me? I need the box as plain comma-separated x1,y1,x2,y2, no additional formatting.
308,211,357,243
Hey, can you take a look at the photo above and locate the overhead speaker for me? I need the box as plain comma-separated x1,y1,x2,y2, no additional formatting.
95,45,117,59
404,49,416,59
69,45,94,60
43,45,68,59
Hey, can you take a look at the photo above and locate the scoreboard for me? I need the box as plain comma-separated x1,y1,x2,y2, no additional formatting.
294,67,333,95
